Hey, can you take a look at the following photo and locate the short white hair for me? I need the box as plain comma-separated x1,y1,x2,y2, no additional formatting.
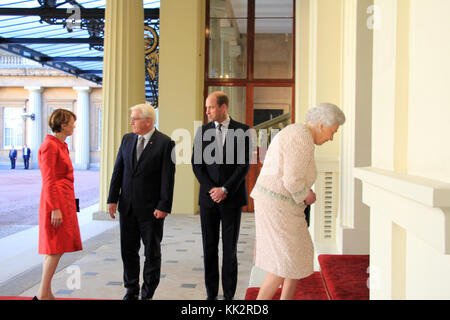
130,103,156,124
305,102,346,127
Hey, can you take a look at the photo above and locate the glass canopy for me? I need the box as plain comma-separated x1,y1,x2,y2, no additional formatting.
0,0,160,104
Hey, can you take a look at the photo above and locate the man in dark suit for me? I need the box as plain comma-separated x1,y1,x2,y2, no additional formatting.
22,144,31,169
107,104,176,300
9,146,17,169
192,91,251,300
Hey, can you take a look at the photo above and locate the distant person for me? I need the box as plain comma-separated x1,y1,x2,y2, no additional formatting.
251,103,346,300
107,104,176,300
23,144,31,169
9,146,17,169
34,109,82,300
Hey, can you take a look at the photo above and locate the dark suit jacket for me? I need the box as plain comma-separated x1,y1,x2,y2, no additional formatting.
23,148,31,158
192,118,251,209
107,129,176,218
9,149,17,159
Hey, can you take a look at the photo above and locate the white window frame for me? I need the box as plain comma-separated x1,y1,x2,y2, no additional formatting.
3,107,24,149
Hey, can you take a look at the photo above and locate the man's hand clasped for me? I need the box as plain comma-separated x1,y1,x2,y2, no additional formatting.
209,187,227,203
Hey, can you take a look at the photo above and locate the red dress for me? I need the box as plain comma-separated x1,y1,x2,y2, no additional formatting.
38,135,82,255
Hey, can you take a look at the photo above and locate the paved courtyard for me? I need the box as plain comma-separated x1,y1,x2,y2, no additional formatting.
0,168,99,239
0,167,259,300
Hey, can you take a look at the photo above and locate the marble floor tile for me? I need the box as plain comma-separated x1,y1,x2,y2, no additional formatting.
16,213,255,300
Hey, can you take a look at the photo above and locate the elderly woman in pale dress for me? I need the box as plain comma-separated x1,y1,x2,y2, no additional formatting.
250,103,346,300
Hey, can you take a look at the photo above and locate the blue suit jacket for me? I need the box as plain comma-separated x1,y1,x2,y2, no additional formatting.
9,149,17,159
23,147,31,158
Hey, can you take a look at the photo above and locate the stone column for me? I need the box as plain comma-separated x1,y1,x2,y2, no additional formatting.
73,86,91,170
158,0,205,214
25,86,43,169
335,0,373,254
96,0,146,217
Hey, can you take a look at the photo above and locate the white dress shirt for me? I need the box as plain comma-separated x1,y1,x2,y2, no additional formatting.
138,127,156,150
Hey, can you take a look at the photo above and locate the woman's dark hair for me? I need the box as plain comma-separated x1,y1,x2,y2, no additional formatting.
48,109,77,133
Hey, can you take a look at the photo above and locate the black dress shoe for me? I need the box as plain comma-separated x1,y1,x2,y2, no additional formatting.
206,296,217,300
123,293,139,300
223,296,234,301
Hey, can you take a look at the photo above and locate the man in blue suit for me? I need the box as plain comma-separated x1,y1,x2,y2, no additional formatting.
9,146,17,169
192,91,251,300
107,104,176,300
22,144,31,169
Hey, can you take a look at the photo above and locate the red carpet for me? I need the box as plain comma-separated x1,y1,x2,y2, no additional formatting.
244,272,329,300
318,254,369,300
0,296,104,300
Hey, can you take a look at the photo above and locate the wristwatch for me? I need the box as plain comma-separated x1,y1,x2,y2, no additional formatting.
221,186,228,194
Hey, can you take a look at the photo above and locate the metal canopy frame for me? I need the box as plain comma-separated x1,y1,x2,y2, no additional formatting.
0,0,160,105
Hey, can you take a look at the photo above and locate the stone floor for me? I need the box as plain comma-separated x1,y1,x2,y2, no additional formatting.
7,210,256,300
0,167,259,300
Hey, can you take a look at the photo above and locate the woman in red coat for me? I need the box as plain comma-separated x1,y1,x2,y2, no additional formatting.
34,109,82,300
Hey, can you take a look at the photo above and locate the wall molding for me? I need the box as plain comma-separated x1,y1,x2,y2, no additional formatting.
354,167,450,208
355,166,450,254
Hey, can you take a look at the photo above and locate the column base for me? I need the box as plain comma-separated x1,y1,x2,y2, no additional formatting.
92,210,120,221
74,163,90,170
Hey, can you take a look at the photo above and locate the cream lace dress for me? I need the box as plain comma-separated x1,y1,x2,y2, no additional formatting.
250,123,317,279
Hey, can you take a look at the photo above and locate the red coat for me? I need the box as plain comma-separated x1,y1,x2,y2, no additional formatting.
38,135,82,255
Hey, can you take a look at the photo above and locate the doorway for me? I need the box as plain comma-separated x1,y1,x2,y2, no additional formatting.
204,0,296,211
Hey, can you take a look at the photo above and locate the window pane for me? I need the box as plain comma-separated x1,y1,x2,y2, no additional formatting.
209,18,247,79
254,19,293,79
4,128,11,147
253,87,291,128
208,86,246,124
255,0,293,18
3,107,23,148
210,0,247,18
